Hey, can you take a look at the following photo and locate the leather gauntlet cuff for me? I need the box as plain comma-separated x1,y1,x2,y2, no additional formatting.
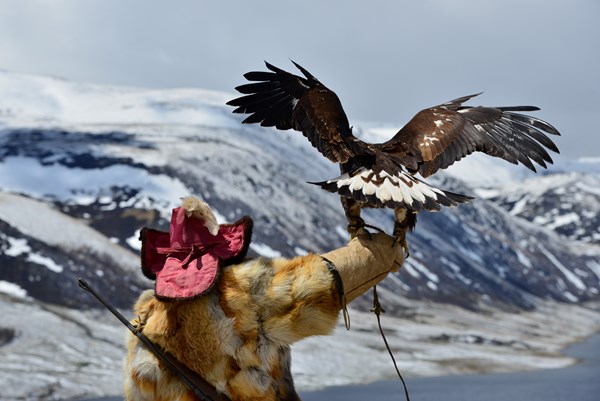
321,233,404,305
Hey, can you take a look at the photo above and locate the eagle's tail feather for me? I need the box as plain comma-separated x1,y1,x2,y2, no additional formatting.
310,168,473,213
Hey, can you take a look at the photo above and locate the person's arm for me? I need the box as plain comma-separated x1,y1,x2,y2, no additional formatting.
219,233,404,344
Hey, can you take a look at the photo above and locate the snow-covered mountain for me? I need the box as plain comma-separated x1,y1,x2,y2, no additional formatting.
1,69,597,311
478,172,600,245
1,70,599,400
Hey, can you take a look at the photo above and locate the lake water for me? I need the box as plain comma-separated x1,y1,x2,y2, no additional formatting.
301,333,600,401
82,333,600,401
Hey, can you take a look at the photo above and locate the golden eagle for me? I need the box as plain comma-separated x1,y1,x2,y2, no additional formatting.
227,61,560,250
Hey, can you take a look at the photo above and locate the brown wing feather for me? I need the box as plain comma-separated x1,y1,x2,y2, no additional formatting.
377,94,560,177
227,61,368,164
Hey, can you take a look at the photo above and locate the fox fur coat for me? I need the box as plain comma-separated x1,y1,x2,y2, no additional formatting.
124,202,404,401
126,253,342,401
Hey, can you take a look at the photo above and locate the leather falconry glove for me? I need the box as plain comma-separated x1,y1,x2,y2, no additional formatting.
321,233,404,304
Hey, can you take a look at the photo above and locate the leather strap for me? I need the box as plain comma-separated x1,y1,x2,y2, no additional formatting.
321,256,351,330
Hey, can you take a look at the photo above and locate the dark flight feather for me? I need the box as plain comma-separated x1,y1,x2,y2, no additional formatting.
228,61,561,214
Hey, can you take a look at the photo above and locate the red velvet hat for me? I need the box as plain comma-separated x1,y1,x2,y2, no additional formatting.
140,198,252,300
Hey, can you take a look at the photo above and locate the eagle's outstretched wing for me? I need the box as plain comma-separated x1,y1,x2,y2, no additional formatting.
228,61,561,218
227,61,371,164
377,94,561,178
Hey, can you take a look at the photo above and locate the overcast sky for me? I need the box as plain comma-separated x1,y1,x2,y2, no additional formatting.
0,0,598,158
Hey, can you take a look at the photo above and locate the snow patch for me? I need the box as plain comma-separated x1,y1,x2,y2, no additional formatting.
126,229,142,251
402,262,420,279
443,153,535,187
586,261,600,281
540,246,586,292
563,292,579,302
4,236,31,256
516,250,533,268
0,156,190,219
250,243,282,258
0,70,238,129
406,258,439,283
509,196,530,215
0,280,28,298
545,212,580,230
294,247,308,256
335,225,349,241
441,257,472,285
0,192,139,274
26,252,63,273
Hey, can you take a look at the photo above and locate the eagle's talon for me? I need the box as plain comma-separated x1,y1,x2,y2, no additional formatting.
392,231,410,258
347,218,368,239
348,225,369,239
401,239,410,258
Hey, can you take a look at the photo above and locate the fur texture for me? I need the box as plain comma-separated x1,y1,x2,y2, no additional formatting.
124,254,341,401
181,196,219,236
